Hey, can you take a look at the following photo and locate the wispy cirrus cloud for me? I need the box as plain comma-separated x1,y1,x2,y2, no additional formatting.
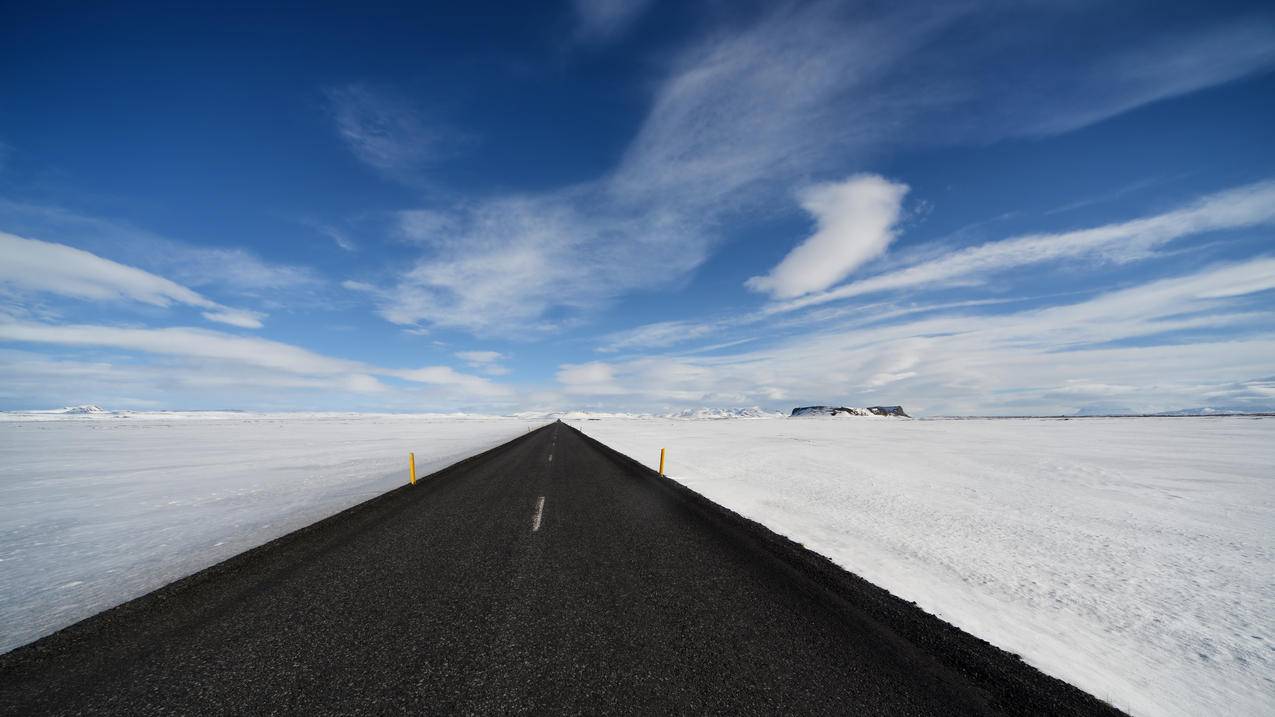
0,199,323,304
596,319,723,354
166,247,321,299
594,180,1275,360
1024,17,1275,137
0,348,381,408
359,1,1275,339
394,365,507,396
356,192,709,335
769,180,1275,314
556,361,628,395
455,350,504,364
0,320,358,374
325,84,460,179
0,232,265,328
607,1,957,209
559,258,1275,414
572,0,654,43
350,3,957,335
0,318,510,400
455,350,510,375
298,219,357,252
0,213,503,401
611,2,1275,209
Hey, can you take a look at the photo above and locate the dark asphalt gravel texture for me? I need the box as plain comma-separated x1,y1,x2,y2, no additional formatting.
0,421,1124,715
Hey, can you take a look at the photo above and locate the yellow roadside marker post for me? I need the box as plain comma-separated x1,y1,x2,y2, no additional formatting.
409,452,417,485
659,448,666,476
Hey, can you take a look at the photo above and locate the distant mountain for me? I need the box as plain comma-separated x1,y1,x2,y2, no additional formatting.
1149,407,1256,417
509,407,785,420
1073,404,1135,417
508,410,651,421
664,407,785,420
59,405,109,414
1073,406,1264,417
790,405,910,418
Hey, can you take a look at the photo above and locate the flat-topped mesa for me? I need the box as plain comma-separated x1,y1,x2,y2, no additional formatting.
790,405,910,418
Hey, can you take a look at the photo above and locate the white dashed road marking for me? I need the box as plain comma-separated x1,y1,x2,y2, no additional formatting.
531,496,546,532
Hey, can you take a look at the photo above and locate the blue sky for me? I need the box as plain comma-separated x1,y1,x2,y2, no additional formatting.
1,0,1274,415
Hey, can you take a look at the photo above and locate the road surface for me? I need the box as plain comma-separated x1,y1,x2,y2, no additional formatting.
0,422,1120,715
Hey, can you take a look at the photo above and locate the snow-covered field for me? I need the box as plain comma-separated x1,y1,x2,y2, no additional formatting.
576,416,1274,717
2,411,1270,716
0,412,536,653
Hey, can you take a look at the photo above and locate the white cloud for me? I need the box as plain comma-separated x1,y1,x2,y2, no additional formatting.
0,348,395,408
0,232,265,328
0,231,202,305
746,174,909,299
354,4,930,335
573,0,653,42
770,180,1275,314
0,200,323,304
397,209,460,245
0,321,355,374
593,181,1275,357
391,365,506,397
348,3,1275,339
367,193,710,335
557,361,615,385
197,309,267,329
608,2,948,209
455,350,510,376
1029,18,1275,136
300,220,357,252
611,2,1275,210
557,259,1275,414
325,84,455,177
359,4,949,336
455,350,503,364
168,247,320,295
556,361,628,395
342,280,377,293
0,318,508,400
596,319,722,353
340,374,391,393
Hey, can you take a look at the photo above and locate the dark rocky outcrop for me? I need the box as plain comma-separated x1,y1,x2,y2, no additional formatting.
790,405,910,418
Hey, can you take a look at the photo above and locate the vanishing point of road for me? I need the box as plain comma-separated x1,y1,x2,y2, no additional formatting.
0,422,1120,715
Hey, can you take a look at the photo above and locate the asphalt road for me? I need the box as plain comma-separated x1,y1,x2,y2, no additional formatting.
0,422,1121,715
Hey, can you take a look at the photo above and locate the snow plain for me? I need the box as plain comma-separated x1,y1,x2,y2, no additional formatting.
2,412,1270,716
576,416,1275,717
0,413,537,653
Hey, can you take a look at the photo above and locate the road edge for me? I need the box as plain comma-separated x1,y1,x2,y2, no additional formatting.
0,423,555,663
566,421,1125,717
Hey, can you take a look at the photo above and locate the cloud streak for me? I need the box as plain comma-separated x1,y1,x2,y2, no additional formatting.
455,350,510,376
560,258,1275,414
0,318,509,399
325,84,457,178
363,1,1275,337
770,180,1275,314
360,193,710,335
0,200,324,305
573,0,653,42
0,232,265,328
